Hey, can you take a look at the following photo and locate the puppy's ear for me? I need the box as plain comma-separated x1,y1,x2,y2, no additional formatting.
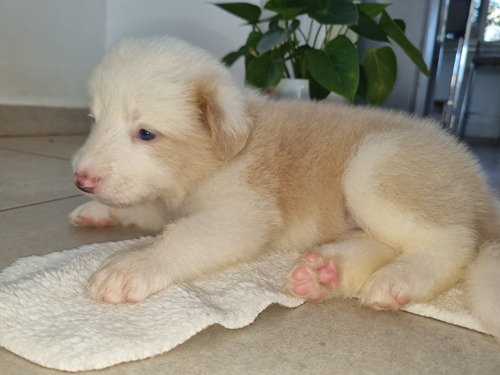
197,78,252,162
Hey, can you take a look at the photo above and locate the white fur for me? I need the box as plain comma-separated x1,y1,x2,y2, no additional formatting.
467,241,500,338
69,36,500,339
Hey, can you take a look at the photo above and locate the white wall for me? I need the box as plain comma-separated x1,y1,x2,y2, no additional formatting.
373,0,432,112
0,0,252,108
106,0,250,56
0,0,429,111
0,0,106,107
105,0,250,82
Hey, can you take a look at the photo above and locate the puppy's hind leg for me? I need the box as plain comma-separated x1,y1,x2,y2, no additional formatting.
359,228,476,310
343,132,479,310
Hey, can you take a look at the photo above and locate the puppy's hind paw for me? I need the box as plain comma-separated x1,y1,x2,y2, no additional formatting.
360,268,412,310
286,252,340,302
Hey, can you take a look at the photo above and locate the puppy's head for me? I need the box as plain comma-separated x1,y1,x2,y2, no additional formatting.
73,36,252,208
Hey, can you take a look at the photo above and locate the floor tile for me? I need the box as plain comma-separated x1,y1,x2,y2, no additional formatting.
0,135,86,159
0,196,153,269
0,149,78,211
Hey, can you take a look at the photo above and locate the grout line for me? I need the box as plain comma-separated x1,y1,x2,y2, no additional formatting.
0,132,88,138
0,195,84,213
0,146,71,161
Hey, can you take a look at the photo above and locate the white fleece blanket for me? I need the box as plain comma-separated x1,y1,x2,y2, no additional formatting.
0,237,490,372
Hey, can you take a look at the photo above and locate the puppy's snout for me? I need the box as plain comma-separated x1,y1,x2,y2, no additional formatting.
74,172,100,194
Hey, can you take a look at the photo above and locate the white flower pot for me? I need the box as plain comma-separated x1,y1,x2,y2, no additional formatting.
272,78,310,99
271,78,349,105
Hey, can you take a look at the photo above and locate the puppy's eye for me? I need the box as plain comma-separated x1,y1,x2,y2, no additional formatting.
138,129,157,141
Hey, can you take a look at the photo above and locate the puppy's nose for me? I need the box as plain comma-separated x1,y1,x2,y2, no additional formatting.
73,172,99,194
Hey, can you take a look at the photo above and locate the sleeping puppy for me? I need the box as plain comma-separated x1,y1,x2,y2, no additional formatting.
69,36,500,338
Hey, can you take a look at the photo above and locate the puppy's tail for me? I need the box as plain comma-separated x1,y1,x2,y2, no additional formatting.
467,201,500,338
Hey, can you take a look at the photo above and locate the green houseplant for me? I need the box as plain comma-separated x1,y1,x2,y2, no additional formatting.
214,0,430,105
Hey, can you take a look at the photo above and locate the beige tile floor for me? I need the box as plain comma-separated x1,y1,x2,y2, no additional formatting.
1,135,500,374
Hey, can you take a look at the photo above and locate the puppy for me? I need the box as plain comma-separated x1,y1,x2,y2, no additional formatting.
69,36,500,338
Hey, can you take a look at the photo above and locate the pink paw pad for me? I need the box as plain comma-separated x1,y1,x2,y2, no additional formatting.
79,216,110,227
286,252,340,302
373,295,411,310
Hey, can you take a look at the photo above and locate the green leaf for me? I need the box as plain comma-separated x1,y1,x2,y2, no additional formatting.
264,0,307,19
268,14,281,29
307,0,358,25
244,31,263,74
246,55,284,88
214,2,262,24
224,31,264,69
222,45,248,66
356,64,367,101
349,9,388,42
243,30,263,65
309,75,330,100
289,44,310,78
306,35,359,102
363,47,397,105
246,30,263,49
393,19,406,32
379,11,430,76
256,19,300,54
356,3,390,18
222,51,240,67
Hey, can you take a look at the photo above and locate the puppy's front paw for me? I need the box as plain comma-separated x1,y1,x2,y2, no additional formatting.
88,251,165,304
68,201,118,228
286,252,340,302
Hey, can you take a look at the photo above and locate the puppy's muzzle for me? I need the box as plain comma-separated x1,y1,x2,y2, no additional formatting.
74,172,99,194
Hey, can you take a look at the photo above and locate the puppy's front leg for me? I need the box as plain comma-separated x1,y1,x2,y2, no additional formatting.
88,203,278,303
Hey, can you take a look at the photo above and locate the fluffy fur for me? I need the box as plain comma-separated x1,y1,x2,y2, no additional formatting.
69,36,500,339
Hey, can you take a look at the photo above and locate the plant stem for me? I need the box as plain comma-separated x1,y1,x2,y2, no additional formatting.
289,37,297,77
282,60,291,78
297,25,308,45
325,25,334,46
252,24,263,34
306,19,313,45
312,21,322,49
321,25,330,48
